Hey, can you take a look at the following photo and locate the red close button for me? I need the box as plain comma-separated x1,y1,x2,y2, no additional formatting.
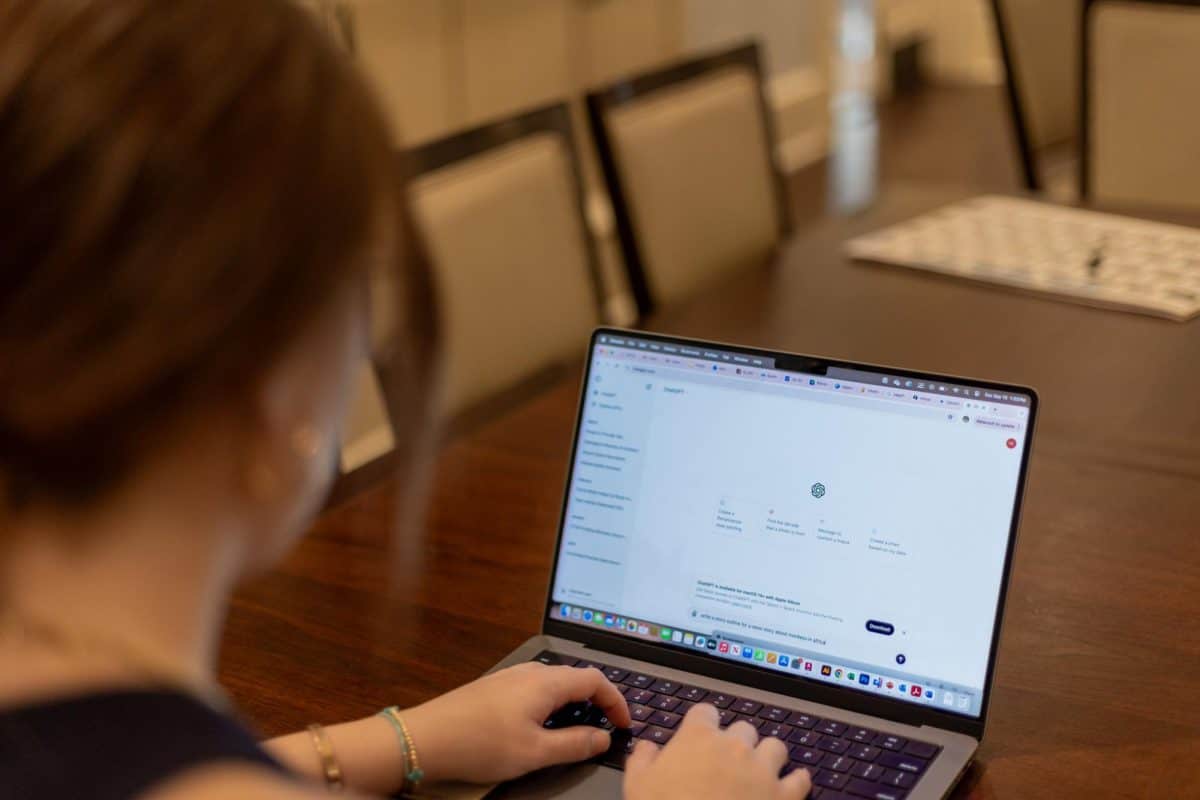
1006,438,1017,449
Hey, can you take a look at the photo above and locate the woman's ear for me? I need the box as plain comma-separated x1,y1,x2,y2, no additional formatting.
234,370,334,569
233,283,364,570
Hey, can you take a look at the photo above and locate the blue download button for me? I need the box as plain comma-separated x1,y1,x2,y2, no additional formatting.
865,620,895,636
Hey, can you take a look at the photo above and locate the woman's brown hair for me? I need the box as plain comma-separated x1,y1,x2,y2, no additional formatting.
0,0,434,508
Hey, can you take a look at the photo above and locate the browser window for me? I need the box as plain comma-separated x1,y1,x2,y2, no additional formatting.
549,334,1032,719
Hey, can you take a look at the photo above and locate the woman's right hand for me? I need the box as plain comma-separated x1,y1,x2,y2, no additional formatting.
623,704,812,800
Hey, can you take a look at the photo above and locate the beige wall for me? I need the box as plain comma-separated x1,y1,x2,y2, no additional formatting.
341,0,1001,151
345,0,830,153
879,0,1002,86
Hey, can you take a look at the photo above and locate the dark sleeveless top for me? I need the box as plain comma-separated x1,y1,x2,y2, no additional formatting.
0,690,291,799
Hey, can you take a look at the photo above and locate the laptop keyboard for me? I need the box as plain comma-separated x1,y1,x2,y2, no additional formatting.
534,651,941,800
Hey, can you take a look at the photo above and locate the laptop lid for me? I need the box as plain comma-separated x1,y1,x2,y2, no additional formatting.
541,329,1037,739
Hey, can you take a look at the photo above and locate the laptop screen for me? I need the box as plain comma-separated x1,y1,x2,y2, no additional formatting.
547,332,1034,720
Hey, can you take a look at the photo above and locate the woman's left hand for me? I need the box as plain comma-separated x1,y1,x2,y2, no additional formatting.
400,661,632,785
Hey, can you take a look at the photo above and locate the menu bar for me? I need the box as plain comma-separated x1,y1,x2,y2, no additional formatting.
598,334,775,369
828,367,1030,407
598,335,1031,409
595,338,1030,424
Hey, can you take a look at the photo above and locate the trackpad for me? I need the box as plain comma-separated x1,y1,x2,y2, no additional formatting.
488,762,622,799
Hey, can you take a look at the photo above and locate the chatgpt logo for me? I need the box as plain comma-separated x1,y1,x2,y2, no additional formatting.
811,482,826,499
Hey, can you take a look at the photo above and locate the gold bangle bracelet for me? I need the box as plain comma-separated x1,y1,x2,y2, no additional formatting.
307,722,345,793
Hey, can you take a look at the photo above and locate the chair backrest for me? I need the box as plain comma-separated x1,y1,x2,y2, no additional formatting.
586,42,789,317
990,0,1082,190
406,104,602,419
1083,0,1200,209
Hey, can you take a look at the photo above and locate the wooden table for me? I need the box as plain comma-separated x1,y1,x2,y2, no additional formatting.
220,181,1200,798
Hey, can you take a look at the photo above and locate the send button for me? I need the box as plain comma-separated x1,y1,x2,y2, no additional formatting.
866,620,895,636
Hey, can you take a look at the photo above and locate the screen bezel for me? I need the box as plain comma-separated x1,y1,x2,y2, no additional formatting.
540,327,1038,740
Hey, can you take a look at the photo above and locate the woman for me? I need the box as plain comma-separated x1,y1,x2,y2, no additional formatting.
0,2,812,798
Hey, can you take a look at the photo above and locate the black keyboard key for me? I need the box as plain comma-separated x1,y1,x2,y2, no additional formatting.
759,705,791,722
877,751,928,774
848,744,881,762
732,699,763,715
704,692,736,709
816,720,848,736
639,725,675,744
882,769,916,789
544,702,590,728
847,727,878,744
789,729,823,747
649,679,682,695
717,708,738,727
902,740,940,760
616,685,632,697
677,686,708,702
627,688,656,705
629,704,654,722
625,673,654,689
533,650,577,666
600,734,638,767
583,704,614,729
649,710,682,729
650,695,681,711
734,714,760,728
604,667,629,683
786,712,819,729
576,660,607,672
850,763,885,781
846,779,908,800
817,736,849,754
599,730,637,769
813,769,849,790
821,754,856,773
791,746,823,766
629,720,647,736
675,700,696,716
874,734,907,751
760,722,794,740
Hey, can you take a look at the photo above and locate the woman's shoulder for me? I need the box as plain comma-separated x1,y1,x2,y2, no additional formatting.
0,687,306,799
143,763,333,800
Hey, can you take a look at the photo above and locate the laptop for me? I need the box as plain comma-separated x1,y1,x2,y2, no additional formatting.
487,329,1037,800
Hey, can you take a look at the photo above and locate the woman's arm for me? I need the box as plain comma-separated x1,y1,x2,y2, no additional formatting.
263,662,631,794
265,714,407,797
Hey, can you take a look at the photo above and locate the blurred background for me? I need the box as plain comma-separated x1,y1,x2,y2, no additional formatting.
313,0,1012,322
220,9,1200,790
289,0,1200,499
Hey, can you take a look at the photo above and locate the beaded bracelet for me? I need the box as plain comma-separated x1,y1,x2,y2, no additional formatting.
379,706,424,795
307,723,344,793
